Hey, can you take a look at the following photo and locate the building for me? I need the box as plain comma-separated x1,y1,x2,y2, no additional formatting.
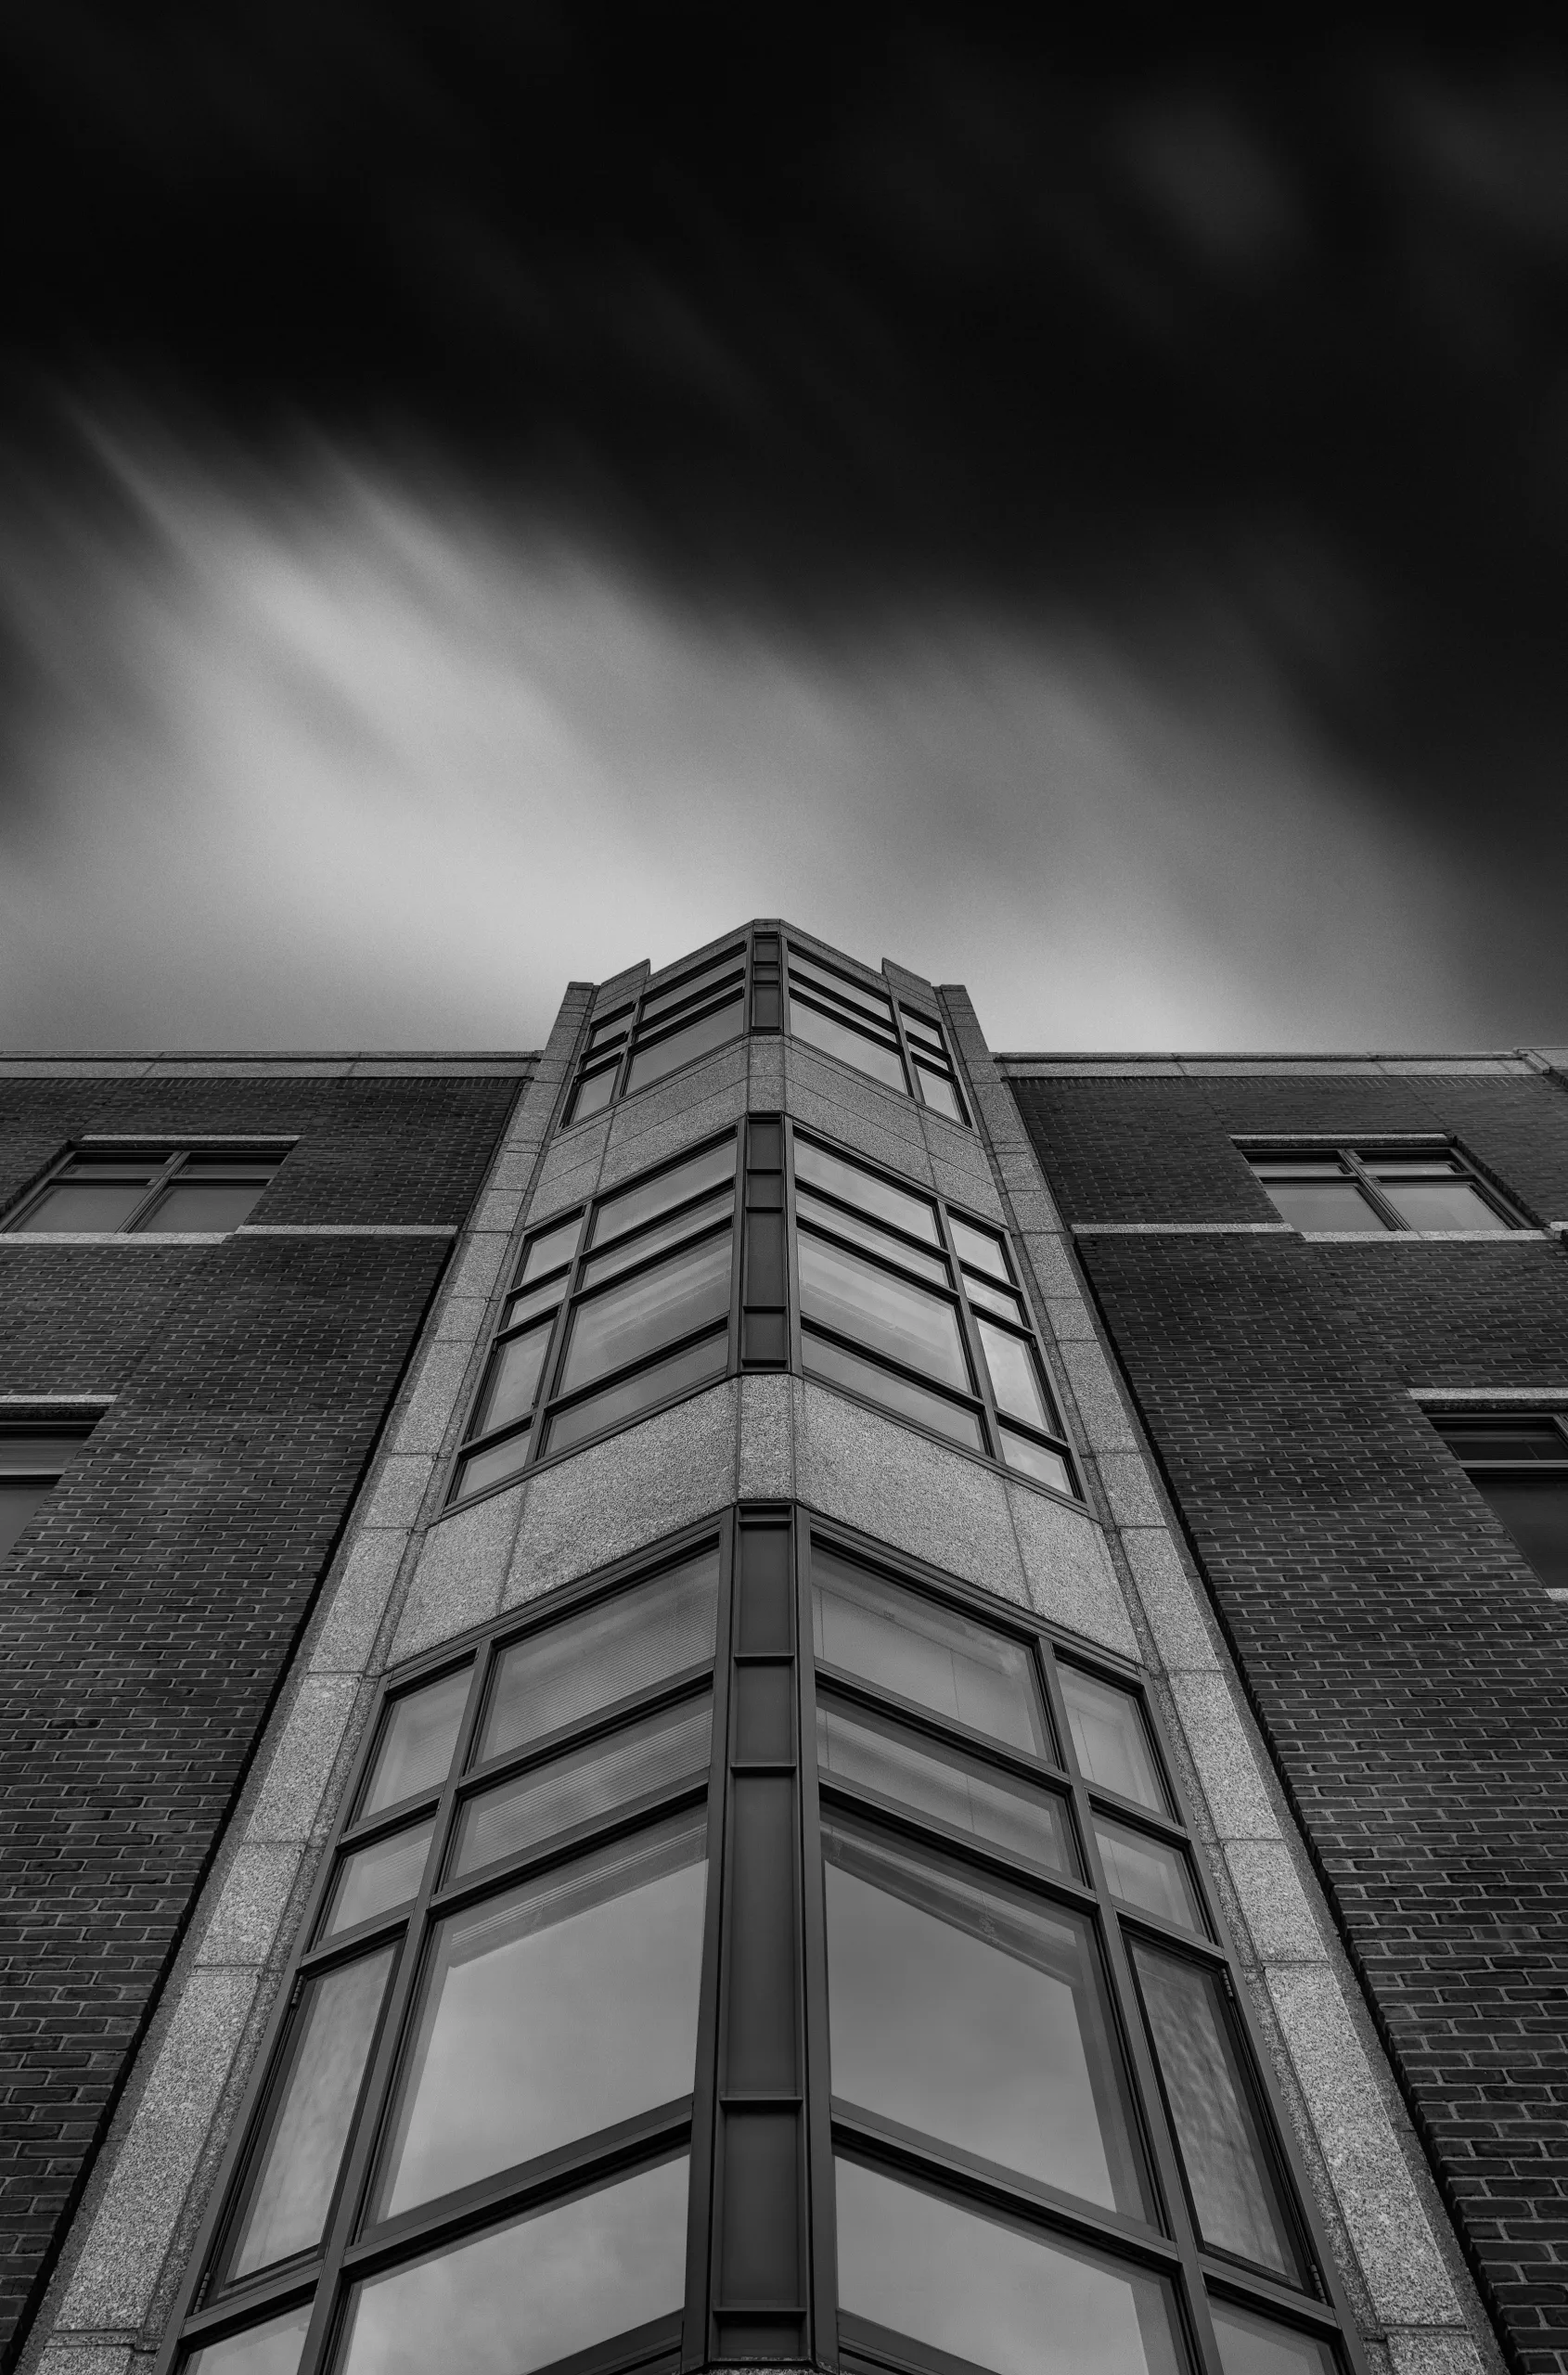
1,927,1562,2375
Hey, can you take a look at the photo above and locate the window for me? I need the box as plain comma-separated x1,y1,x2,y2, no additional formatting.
0,1422,96,1562
168,1518,1359,2375
6,1149,283,1235
1245,1146,1520,1234
565,945,750,1125
1431,1413,1568,1595
793,1131,1075,1493
449,1123,1076,1503
783,942,969,1124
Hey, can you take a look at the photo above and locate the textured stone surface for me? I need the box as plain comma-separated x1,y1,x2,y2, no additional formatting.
1120,1529,1221,1675
1167,1672,1281,1840
505,1383,739,1604
1267,1966,1464,2328
58,1969,261,2328
599,1077,748,1191
1223,1840,1329,1963
390,1483,523,1661
1056,1341,1140,1453
1385,2335,1487,2375
387,1341,479,1455
737,1372,794,1502
443,1228,514,1301
362,1454,435,1530
309,1529,406,1675
36,2345,137,2375
245,1675,361,1842
795,1380,1026,1607
195,1842,306,1968
1007,1484,1137,1657
1093,1452,1166,1529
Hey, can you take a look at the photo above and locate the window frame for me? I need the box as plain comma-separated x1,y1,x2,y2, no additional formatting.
564,944,754,1127
781,941,970,1129
1240,1139,1526,1234
0,1414,100,1564
3,1142,289,1236
446,1123,1080,1511
161,1513,1366,2375
1427,1408,1568,1594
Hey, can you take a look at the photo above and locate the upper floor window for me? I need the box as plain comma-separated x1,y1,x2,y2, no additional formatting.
165,1513,1359,2375
449,1122,1073,1506
1245,1145,1522,1234
560,931,970,1131
0,1421,96,1562
6,1148,283,1235
1430,1413,1568,1595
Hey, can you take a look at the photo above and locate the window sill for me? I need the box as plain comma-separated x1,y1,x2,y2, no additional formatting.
0,1229,236,1246
1297,1228,1552,1243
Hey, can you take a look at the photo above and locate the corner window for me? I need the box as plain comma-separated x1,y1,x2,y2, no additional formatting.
6,1149,283,1235
1245,1145,1521,1234
0,1422,96,1562
168,1518,1356,2375
783,941,969,1124
565,944,750,1124
1430,1413,1568,1594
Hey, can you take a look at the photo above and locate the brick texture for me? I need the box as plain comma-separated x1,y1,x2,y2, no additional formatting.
0,1075,518,2365
1014,1072,1568,2375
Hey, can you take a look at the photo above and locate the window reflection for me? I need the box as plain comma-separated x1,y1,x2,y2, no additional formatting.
373,1817,706,2219
479,1552,718,1762
184,2302,312,2375
1094,1818,1204,1936
1060,1668,1166,1814
558,1230,732,1395
453,1697,712,1879
835,2159,1187,2375
341,2157,689,2375
1209,2300,1340,2375
320,1820,433,1941
824,1817,1147,2216
812,1551,1049,1755
817,1698,1076,1877
359,1668,471,1819
798,1233,970,1390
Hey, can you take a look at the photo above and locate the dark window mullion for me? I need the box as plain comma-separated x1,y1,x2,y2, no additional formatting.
290,1654,491,2375
461,1665,714,1791
816,1775,1102,1919
938,1203,1001,1457
115,1151,184,1235
812,1667,1070,1789
799,1317,989,1438
794,1187,950,1279
681,1519,736,2371
1340,1149,1406,1231
796,1513,839,2368
789,983,903,1058
572,1212,734,1306
796,1213,963,1310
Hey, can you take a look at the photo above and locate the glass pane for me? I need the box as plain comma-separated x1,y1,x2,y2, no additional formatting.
950,1215,1011,1282
825,1819,1147,2214
588,1008,631,1048
480,1549,719,1761
373,1818,706,2216
1258,1181,1386,1232
1060,1668,1166,1812
788,948,894,1024
817,1700,1075,1876
500,1278,559,1331
1134,1945,1304,2280
965,1274,1027,1325
0,1431,89,1474
625,995,743,1094
227,1947,392,2279
902,1008,947,1054
136,1180,266,1231
184,2302,312,2375
790,997,908,1093
590,1137,738,1248
1436,1418,1568,1463
977,1318,1054,1433
1210,2301,1340,2375
519,1213,584,1287
1378,1179,1510,1231
452,1431,530,1501
915,1064,964,1123
471,1322,552,1438
835,2159,1186,2375
813,1550,1048,1752
15,1180,151,1231
1471,1476,1568,1591
796,1187,950,1287
543,1329,729,1454
999,1427,1074,1496
798,1232,970,1391
452,1697,713,1878
1094,1817,1204,1933
1248,1159,1345,1178
803,1333,986,1453
567,1062,618,1123
558,1228,732,1394
794,1137,940,1244
580,1186,733,1290
320,1820,434,1940
641,948,744,1018
0,1480,51,1561
360,1668,471,1818
1363,1153,1461,1175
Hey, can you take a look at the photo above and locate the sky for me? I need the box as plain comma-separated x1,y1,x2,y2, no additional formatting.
3,18,1568,1053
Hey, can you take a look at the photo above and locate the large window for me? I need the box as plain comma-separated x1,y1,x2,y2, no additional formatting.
560,932,970,1132
165,1517,1361,2375
0,1421,96,1562
1245,1145,1522,1234
1430,1413,1568,1594
5,1147,284,1234
449,1124,1075,1503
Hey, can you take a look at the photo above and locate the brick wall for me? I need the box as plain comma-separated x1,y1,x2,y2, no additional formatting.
0,1073,520,2365
1013,1072,1568,2375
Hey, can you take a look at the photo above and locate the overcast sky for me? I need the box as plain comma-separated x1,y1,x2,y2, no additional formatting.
4,19,1567,1052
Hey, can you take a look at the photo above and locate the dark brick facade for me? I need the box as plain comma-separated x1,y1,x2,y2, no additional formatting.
0,1072,521,2365
1011,1069,1568,2375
